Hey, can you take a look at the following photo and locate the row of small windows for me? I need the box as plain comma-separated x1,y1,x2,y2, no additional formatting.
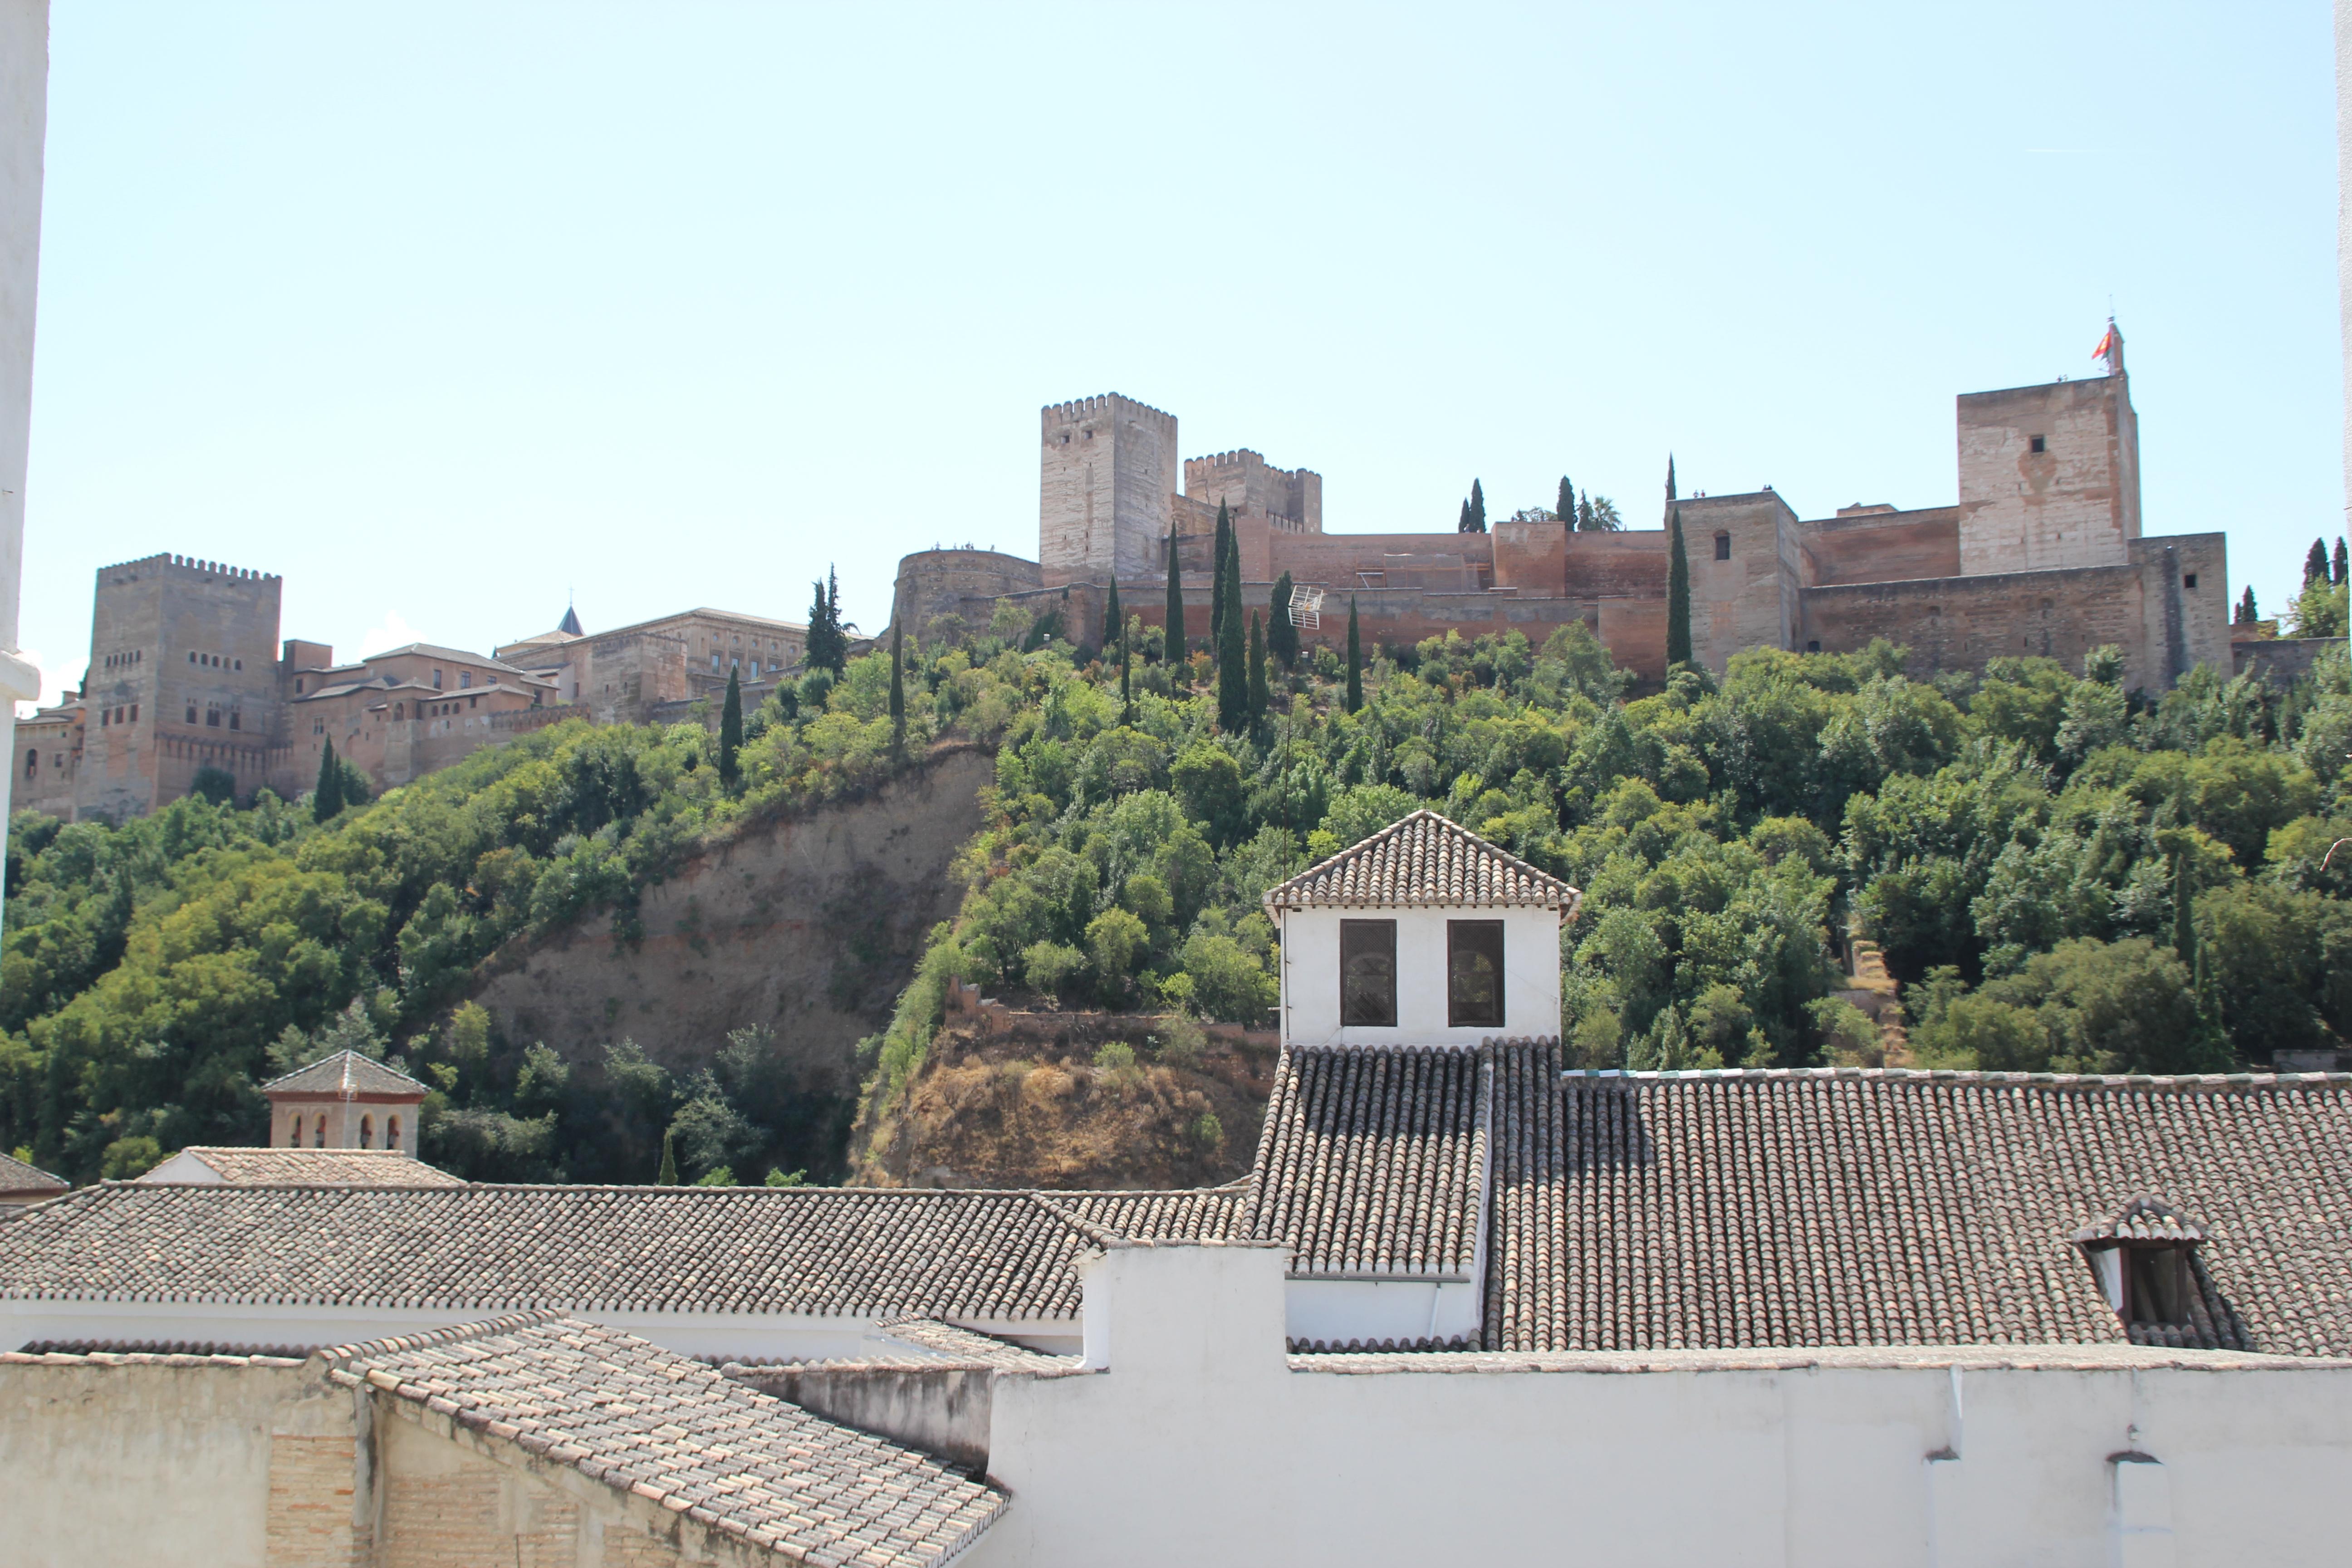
188,651,242,671
98,704,138,727
186,704,240,729
1339,919,1505,1029
22,749,65,777
286,1112,402,1150
101,649,143,670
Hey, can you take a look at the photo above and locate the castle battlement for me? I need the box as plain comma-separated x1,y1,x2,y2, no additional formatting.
94,553,280,583
1039,393,1177,427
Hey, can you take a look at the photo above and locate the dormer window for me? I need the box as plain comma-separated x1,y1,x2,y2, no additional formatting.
1340,920,1397,1026
1446,921,1505,1027
2076,1196,2201,1329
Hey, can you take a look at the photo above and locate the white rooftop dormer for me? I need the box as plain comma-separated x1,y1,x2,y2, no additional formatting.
1263,811,1580,1049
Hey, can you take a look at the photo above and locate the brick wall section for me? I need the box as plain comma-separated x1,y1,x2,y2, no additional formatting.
1797,507,1962,585
267,1434,367,1568
1957,374,2140,575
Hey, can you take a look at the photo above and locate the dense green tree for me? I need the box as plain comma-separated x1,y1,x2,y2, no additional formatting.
1102,578,1122,652
1462,479,1486,534
1666,507,1693,667
189,766,235,807
718,668,744,786
2308,539,2331,586
312,738,343,823
2237,586,2260,626
1558,475,1575,523
1579,495,1623,531
1665,453,1676,501
2337,538,2348,587
1345,597,1363,713
1268,572,1299,667
1119,622,1134,723
1164,529,1186,664
804,567,848,674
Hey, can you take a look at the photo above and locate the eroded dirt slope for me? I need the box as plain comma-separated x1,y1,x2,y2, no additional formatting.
470,745,995,1093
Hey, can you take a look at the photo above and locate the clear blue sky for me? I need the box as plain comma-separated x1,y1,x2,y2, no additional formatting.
17,2,2342,707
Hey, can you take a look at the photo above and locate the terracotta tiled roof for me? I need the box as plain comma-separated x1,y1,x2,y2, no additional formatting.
138,1148,465,1188
259,1051,430,1099
0,1152,66,1196
1028,1186,1246,1248
2074,1195,2204,1245
1263,809,1578,911
873,1316,1081,1372
318,1313,1003,1565
0,1185,1214,1319
1242,1044,1491,1278
1480,1062,2352,1358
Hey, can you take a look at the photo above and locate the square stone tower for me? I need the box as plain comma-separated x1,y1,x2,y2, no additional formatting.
1039,393,1177,587
77,553,282,822
1956,354,2141,576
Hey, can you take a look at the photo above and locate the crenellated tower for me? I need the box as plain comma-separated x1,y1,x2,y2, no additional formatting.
1038,394,1178,587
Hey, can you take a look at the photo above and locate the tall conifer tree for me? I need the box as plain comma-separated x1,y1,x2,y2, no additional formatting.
2336,538,2347,587
718,668,744,785
1217,532,1248,732
312,737,343,823
2172,849,2196,967
805,567,848,674
2237,586,2259,626
1666,506,1693,668
2307,539,2330,586
1163,530,1186,666
1558,476,1574,524
1458,498,1473,532
1247,611,1269,725
1102,578,1122,653
1268,572,1299,667
1468,479,1486,533
887,622,906,758
1344,597,1363,714
1666,453,1677,502
1210,501,1232,643
1119,622,1134,724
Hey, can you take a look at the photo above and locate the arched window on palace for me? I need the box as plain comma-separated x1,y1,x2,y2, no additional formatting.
387,1115,402,1152
359,1115,374,1149
313,1115,327,1148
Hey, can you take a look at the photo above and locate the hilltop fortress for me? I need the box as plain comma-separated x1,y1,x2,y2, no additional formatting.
895,328,2234,691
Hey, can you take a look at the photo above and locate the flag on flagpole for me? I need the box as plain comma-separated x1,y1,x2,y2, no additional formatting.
2092,323,2117,362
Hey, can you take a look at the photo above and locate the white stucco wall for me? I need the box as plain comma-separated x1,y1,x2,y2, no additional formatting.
1275,904,1562,1047
0,0,47,921
975,1244,2352,1568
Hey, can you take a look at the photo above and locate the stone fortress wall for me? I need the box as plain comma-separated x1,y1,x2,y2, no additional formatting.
896,329,2250,694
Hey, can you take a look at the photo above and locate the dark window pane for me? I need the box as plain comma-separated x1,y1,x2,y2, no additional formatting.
1448,920,1506,1028
1340,919,1397,1027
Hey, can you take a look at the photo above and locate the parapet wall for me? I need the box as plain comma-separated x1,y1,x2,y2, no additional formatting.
896,549,1048,639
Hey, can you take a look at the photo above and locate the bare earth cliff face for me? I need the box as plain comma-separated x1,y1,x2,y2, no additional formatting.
470,746,997,1094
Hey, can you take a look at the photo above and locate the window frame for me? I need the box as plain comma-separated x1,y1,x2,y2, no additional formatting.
1446,919,1508,1029
1338,918,1398,1028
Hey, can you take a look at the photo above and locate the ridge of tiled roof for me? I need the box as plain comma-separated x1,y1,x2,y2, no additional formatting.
1262,809,1578,911
0,1182,1230,1317
874,1316,1082,1372
1483,1058,2352,1358
258,1051,430,1098
1242,1041,1497,1277
0,1150,66,1195
2074,1196,2205,1244
317,1312,1004,1565
143,1148,465,1188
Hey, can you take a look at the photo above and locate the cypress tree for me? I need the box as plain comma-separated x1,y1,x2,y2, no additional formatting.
718,667,744,786
2237,586,2259,626
805,567,848,673
657,1127,678,1186
887,621,906,758
1210,501,1232,643
1666,453,1677,502
1576,492,1592,531
1268,572,1298,667
1344,597,1363,714
1163,530,1186,666
1103,578,1122,653
1119,623,1134,724
1666,506,1693,667
2306,539,2330,586
1247,611,1269,725
1458,498,1472,533
1217,532,1248,732
2172,849,2196,967
2336,538,2347,587
1558,476,1574,524
1469,478,1486,533
312,736,343,823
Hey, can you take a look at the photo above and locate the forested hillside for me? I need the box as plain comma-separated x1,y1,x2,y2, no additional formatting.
6,576,2351,1191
